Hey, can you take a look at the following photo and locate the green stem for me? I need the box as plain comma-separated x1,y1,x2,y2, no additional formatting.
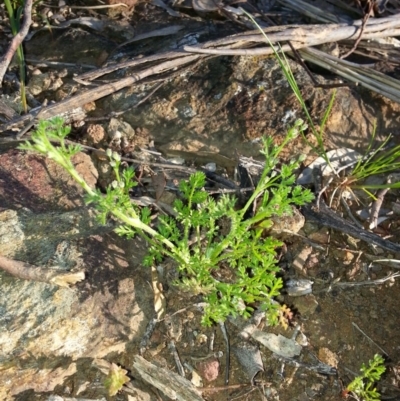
135,227,181,263
240,175,281,218
112,209,177,251
5,0,27,113
53,147,181,257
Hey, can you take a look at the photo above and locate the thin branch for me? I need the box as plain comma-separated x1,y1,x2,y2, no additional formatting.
0,54,202,132
0,255,85,287
0,0,33,85
351,322,389,356
334,271,400,288
41,2,128,9
340,1,374,59
369,187,390,229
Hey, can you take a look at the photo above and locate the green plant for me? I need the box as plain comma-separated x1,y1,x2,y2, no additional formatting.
20,117,314,326
244,10,400,200
5,0,28,113
346,354,386,401
318,123,400,203
103,363,130,396
346,124,400,194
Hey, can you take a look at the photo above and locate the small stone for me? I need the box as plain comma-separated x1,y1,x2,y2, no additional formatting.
85,124,106,146
309,229,330,244
292,246,313,274
107,118,135,142
286,279,313,296
291,294,319,316
28,73,52,95
197,359,219,382
295,331,309,347
269,206,305,239
318,347,338,368
204,162,216,172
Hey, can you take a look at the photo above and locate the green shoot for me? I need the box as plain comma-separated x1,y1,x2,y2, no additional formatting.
346,354,386,401
4,0,28,113
325,123,400,201
20,117,314,326
349,125,400,191
241,8,336,172
103,363,130,396
145,120,313,325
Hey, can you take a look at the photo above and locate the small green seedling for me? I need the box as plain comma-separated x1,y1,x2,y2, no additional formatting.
319,124,400,203
345,124,400,197
20,117,314,326
345,354,386,401
103,363,130,396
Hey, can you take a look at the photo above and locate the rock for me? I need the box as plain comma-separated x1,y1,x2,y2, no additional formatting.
0,150,98,211
197,359,220,382
0,151,154,400
84,124,106,147
286,278,314,297
251,330,302,358
291,294,319,317
107,118,136,144
318,347,339,369
28,72,63,96
232,341,264,383
269,206,305,238
292,246,313,274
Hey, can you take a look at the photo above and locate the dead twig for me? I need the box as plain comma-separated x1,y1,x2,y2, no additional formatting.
169,340,185,377
299,46,400,104
46,396,107,401
340,196,364,229
0,255,84,287
132,355,205,401
75,51,190,82
369,187,390,229
201,383,253,392
219,322,230,385
340,0,374,59
65,139,198,172
76,16,400,82
334,271,400,288
301,201,400,253
277,0,351,23
0,0,33,85
352,322,389,356
0,54,202,133
183,15,400,56
41,2,128,9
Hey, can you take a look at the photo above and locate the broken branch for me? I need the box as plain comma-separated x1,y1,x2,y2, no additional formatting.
0,255,85,287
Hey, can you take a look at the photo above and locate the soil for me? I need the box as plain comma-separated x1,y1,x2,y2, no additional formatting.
1,2,400,401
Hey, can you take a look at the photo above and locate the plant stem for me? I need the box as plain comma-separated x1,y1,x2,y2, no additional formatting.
112,209,177,251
